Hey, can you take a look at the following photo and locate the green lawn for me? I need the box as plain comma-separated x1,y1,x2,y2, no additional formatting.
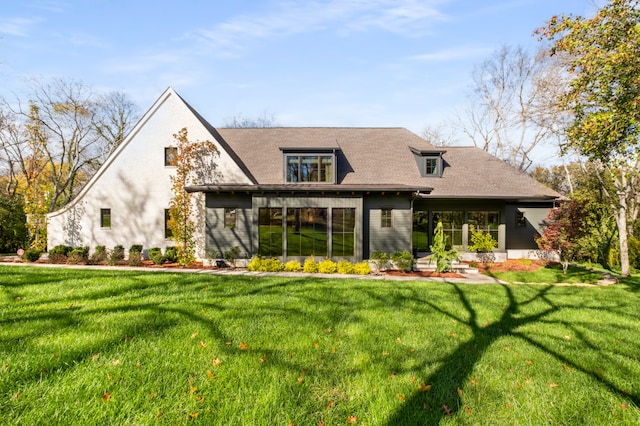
1,265,639,425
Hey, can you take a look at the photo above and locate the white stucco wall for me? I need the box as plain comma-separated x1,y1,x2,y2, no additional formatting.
47,88,251,257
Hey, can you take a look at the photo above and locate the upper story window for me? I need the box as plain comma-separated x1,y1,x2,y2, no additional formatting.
281,148,337,184
164,147,177,167
410,147,446,178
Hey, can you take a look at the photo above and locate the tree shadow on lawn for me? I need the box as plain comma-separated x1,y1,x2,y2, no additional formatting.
383,282,640,425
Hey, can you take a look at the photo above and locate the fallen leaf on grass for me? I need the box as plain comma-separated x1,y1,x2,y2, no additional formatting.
548,382,559,388
314,342,319,348
396,337,402,343
297,377,304,383
443,404,452,416
190,386,197,393
397,394,405,401
212,357,221,367
457,388,463,397
382,351,389,356
188,412,198,419
199,341,207,348
156,412,163,418
464,405,472,415
564,335,571,341
207,370,214,378
260,355,266,363
621,404,629,410
410,377,416,383
525,360,533,365
102,392,111,402
326,328,332,333
326,401,335,410
240,342,248,350
149,391,156,400
418,383,431,392
225,341,232,346
191,332,198,339
470,378,477,386
562,364,571,371
347,415,358,423
91,353,100,361
112,359,121,366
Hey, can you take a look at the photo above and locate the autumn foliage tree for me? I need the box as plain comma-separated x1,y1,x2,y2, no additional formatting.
536,201,585,274
168,128,218,265
538,0,640,276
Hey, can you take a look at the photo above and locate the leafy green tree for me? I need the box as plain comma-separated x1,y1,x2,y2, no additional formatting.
0,194,27,252
430,221,457,272
539,0,640,276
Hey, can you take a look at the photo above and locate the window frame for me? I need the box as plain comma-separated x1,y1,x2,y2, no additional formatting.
281,148,337,184
164,146,178,167
164,209,173,239
100,208,111,228
224,207,237,229
381,208,393,228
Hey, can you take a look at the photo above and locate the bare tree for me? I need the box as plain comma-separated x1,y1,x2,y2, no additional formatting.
0,78,140,212
222,111,279,128
421,123,457,147
458,45,570,172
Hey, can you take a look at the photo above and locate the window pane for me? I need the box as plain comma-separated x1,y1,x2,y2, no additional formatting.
332,208,355,256
381,208,392,228
224,208,236,228
320,156,333,182
164,147,177,166
287,208,327,256
425,158,438,175
164,209,173,239
412,211,429,251
300,156,319,182
468,211,500,241
432,211,464,248
286,156,299,182
259,208,283,256
100,209,111,228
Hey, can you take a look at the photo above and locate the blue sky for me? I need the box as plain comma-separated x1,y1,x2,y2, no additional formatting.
1,0,595,138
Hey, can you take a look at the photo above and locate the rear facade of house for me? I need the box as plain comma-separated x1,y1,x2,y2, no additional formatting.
47,88,561,261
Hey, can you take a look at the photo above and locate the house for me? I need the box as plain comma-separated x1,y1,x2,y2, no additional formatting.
47,87,562,262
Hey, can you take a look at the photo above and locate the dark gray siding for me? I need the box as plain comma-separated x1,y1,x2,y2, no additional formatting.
205,193,253,257
365,196,411,257
505,203,553,249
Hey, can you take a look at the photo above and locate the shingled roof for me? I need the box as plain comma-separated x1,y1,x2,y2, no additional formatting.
202,127,560,200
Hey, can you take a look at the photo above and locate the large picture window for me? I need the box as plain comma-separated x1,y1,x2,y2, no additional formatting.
286,155,333,183
259,208,283,256
332,208,355,257
286,208,327,256
432,211,464,248
468,211,500,241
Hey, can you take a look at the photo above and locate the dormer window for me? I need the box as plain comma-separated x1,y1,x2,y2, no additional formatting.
410,147,446,178
281,148,337,184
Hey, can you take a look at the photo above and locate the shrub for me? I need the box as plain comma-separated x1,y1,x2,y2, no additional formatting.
261,258,284,272
247,256,262,271
370,250,389,272
468,226,498,253
391,250,414,272
303,258,319,273
68,247,89,264
128,252,144,266
129,245,143,256
224,246,241,266
353,261,371,275
318,259,338,274
430,221,458,272
49,244,73,263
284,260,303,272
23,248,41,262
149,247,165,265
164,246,178,263
108,245,125,265
89,246,108,264
337,260,355,274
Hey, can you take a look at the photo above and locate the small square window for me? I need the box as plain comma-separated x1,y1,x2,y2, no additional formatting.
165,209,173,239
381,208,392,228
224,208,237,228
164,147,178,166
425,157,439,175
100,208,111,228
516,211,526,228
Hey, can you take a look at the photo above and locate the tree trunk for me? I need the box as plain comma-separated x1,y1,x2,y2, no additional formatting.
616,174,630,277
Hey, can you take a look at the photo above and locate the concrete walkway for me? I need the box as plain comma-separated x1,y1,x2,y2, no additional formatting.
0,260,507,284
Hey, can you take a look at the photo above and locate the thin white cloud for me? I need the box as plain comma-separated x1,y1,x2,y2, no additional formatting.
410,46,494,63
190,0,452,54
0,17,41,37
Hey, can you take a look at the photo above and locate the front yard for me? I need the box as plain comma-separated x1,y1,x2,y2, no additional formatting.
0,265,638,425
